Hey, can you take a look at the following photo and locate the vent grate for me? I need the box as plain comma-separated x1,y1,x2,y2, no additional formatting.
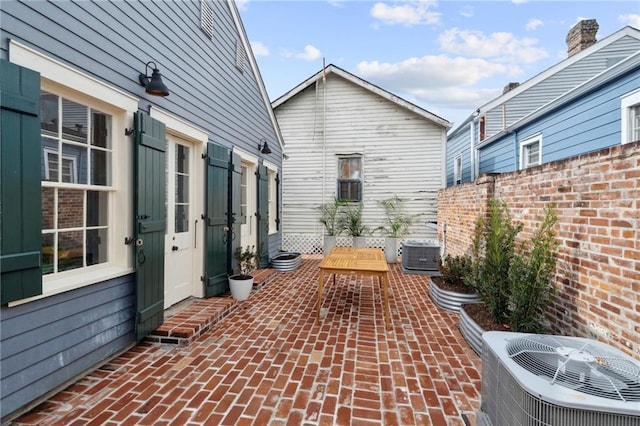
200,0,214,39
507,335,640,402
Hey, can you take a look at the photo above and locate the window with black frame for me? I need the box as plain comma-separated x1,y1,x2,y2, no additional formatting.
337,156,362,202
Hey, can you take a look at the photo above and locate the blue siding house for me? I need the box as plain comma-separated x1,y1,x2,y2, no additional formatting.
0,0,283,420
446,21,640,186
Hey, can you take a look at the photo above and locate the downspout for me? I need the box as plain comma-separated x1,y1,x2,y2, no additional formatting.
322,58,326,207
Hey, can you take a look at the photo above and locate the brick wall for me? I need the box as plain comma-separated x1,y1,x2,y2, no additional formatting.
437,141,640,358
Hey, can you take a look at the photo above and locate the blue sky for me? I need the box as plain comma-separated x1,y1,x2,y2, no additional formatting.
237,0,640,128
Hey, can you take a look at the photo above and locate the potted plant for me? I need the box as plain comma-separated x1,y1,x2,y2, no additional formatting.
376,196,418,263
338,202,368,247
229,245,258,301
318,197,344,255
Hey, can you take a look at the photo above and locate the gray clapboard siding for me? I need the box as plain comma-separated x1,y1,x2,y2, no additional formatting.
0,275,135,417
2,0,279,157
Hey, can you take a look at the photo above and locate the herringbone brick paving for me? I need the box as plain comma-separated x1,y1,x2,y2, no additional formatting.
12,256,481,425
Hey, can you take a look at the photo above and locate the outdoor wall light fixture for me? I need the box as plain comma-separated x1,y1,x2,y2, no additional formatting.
138,61,170,97
259,138,272,154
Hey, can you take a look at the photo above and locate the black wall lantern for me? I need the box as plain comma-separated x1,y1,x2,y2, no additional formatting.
139,61,170,97
259,138,272,154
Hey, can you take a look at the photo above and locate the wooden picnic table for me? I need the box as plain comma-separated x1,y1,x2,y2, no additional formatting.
317,247,391,330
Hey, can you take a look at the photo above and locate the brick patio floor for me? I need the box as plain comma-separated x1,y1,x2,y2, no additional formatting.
11,256,482,426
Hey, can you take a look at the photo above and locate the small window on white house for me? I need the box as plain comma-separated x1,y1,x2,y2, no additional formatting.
520,135,542,169
454,155,462,185
337,156,362,202
200,0,214,39
621,89,640,144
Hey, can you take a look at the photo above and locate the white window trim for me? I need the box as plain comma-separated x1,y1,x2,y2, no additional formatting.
8,41,138,305
454,154,462,185
519,134,542,169
621,88,640,145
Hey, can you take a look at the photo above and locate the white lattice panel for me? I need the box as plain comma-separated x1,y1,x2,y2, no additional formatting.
281,234,431,255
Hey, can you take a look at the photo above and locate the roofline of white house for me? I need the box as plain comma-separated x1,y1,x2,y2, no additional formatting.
476,49,640,149
272,64,453,130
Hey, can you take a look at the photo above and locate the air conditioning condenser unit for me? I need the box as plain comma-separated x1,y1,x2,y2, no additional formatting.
479,331,640,426
401,241,439,274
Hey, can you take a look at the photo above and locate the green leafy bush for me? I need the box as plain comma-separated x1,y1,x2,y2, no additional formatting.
465,199,559,332
439,254,472,287
508,204,559,332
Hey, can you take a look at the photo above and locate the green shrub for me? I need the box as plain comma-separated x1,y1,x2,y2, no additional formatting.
465,199,559,331
439,254,471,286
508,204,559,332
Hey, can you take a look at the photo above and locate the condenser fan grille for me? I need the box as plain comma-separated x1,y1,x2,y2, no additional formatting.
506,335,640,402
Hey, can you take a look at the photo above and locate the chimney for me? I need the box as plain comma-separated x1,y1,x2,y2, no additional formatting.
503,82,520,94
566,19,599,56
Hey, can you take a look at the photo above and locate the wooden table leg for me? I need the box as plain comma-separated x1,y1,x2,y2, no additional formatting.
317,270,325,325
382,273,390,330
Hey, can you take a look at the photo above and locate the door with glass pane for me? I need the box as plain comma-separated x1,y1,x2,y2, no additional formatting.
164,135,196,308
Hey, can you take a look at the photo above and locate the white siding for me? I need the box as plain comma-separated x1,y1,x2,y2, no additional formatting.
277,74,447,252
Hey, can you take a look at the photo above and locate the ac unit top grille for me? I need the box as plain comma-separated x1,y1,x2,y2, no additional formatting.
506,334,640,402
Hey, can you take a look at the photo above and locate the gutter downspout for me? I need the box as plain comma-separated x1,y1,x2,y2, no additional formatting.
322,58,326,207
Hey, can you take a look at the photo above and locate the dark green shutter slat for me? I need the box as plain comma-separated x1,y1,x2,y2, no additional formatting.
0,59,43,304
204,143,231,297
256,164,269,268
275,172,280,231
134,111,166,340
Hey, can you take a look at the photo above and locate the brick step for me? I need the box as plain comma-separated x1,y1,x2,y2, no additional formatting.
146,268,278,345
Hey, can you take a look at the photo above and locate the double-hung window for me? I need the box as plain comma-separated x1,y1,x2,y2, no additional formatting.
621,89,640,144
337,156,362,202
454,155,462,185
520,135,542,169
40,92,112,275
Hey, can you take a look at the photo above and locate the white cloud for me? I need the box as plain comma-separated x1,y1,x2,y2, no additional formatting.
459,5,474,19
370,0,441,26
526,18,543,31
438,28,548,64
618,13,640,29
250,41,269,57
296,45,322,61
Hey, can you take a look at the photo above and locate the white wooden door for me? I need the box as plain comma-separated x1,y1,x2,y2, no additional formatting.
164,135,196,308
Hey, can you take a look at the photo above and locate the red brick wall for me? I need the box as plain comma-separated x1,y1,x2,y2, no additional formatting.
437,141,640,358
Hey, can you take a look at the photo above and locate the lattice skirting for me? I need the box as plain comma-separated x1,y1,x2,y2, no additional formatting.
281,234,423,255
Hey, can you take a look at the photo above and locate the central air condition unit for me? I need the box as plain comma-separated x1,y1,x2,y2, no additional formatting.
401,241,439,274
479,331,640,426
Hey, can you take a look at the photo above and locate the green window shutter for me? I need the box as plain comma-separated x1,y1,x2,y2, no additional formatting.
0,59,43,304
256,164,269,267
275,172,280,231
204,143,231,297
134,111,166,340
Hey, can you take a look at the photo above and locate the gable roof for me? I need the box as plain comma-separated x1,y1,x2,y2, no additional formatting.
228,0,285,151
449,25,640,136
477,49,640,148
272,63,452,130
